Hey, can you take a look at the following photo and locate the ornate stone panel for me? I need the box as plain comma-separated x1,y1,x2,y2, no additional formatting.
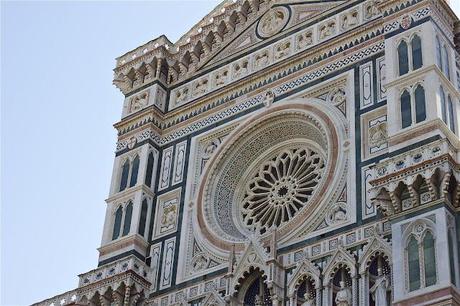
360,61,374,109
158,146,174,191
154,188,181,239
160,237,176,290
172,141,187,185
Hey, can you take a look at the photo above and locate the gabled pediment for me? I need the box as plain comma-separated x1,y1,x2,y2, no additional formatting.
232,240,269,278
199,1,345,70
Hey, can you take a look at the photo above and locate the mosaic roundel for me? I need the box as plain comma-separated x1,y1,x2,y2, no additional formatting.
196,103,342,249
241,147,325,234
257,7,290,38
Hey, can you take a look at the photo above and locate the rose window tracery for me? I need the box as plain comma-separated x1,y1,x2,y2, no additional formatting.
242,148,325,234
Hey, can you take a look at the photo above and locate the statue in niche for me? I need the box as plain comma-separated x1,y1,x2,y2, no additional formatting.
335,281,352,306
297,32,313,50
254,294,264,306
301,293,315,306
370,268,389,306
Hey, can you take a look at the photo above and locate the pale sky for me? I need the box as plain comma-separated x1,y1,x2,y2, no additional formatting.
1,1,460,306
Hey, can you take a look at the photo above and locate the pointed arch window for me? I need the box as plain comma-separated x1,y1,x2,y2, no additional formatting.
412,35,423,70
129,155,140,187
436,36,443,69
401,90,412,128
122,201,133,236
415,85,426,123
448,230,457,286
138,199,148,236
119,160,130,192
448,96,456,133
440,87,448,124
398,40,409,76
112,206,123,240
442,45,451,80
423,232,437,287
145,152,155,188
408,236,421,291
406,229,438,292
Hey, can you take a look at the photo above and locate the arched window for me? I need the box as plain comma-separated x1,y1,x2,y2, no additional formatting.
448,231,457,286
442,45,450,80
112,206,123,240
415,85,426,123
448,96,455,133
398,41,409,76
145,152,155,187
408,236,421,291
401,90,412,128
436,36,443,69
119,160,130,192
440,87,447,124
122,202,133,236
138,199,148,236
411,35,423,70
129,155,140,188
423,232,437,287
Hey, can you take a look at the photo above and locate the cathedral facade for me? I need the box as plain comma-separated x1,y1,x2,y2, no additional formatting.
34,0,460,305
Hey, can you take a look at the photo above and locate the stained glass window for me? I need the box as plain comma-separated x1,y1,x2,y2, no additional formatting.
138,199,148,236
129,156,140,188
119,160,130,192
398,41,409,76
440,87,447,124
448,96,455,133
122,202,133,236
423,232,437,287
415,85,426,123
412,35,423,70
408,236,421,291
145,152,155,187
112,206,123,240
401,90,412,128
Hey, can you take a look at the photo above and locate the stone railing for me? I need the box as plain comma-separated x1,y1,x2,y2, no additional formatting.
31,289,78,306
78,255,151,288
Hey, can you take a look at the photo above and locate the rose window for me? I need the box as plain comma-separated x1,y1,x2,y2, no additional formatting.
241,147,325,234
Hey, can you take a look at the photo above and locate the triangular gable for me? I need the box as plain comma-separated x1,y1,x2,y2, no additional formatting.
323,245,357,283
201,291,226,306
200,1,343,70
232,240,269,278
287,258,321,297
358,233,392,274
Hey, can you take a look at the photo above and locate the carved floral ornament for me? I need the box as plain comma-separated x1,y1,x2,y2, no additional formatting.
194,100,348,252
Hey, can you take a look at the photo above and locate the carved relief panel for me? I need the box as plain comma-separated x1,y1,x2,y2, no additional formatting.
153,188,181,239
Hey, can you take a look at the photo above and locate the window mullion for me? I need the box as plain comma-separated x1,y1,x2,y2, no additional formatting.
419,240,426,288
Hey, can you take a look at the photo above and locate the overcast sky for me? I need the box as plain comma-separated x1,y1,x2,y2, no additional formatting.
1,1,460,305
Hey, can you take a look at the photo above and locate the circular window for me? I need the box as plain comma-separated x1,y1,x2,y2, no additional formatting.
241,147,325,234
196,104,344,250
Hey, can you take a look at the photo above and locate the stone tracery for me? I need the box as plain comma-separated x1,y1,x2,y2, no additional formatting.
241,147,326,234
